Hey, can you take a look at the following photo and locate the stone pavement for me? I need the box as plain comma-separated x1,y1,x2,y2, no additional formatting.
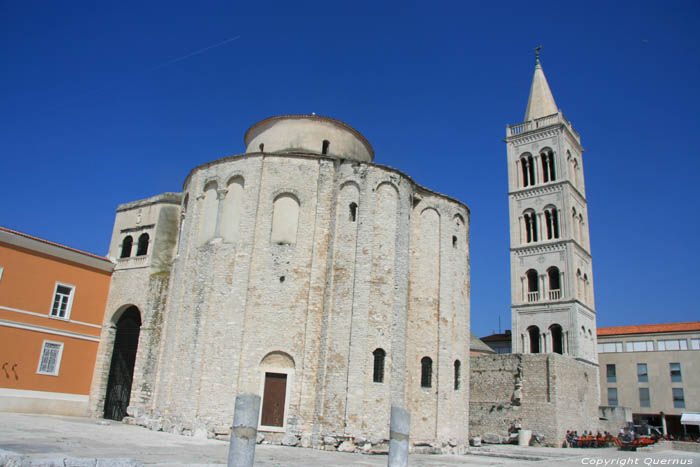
2,413,700,466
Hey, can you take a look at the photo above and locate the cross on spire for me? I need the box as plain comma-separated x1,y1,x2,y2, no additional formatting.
535,45,542,65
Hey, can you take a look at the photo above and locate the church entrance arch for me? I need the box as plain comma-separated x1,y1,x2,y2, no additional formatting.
258,351,294,432
104,306,141,420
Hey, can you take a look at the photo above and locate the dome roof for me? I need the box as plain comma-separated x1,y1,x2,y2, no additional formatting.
244,115,374,162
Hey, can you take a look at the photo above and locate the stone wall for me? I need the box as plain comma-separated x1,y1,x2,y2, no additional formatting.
469,353,599,446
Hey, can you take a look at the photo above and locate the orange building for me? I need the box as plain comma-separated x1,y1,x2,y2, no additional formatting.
0,226,113,415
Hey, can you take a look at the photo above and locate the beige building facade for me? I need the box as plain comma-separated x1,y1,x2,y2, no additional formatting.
88,115,471,452
597,322,700,438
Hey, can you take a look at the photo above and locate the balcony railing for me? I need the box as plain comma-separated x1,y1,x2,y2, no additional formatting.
527,291,540,302
507,112,580,140
549,289,562,300
116,255,149,269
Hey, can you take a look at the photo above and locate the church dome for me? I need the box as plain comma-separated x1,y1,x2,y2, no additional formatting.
244,115,374,162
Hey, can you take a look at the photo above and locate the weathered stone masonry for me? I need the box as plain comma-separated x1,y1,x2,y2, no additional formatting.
89,115,471,453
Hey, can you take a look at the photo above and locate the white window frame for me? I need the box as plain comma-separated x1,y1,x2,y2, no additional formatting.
36,340,64,376
49,282,75,320
257,367,293,433
658,339,688,351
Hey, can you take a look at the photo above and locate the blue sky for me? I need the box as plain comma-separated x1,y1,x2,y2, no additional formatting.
2,1,699,337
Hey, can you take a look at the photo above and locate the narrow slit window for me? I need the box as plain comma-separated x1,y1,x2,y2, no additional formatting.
453,360,461,390
322,140,330,155
373,348,385,383
421,356,432,388
349,202,358,222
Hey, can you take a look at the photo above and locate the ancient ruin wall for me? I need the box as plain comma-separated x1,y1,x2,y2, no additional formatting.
469,353,599,446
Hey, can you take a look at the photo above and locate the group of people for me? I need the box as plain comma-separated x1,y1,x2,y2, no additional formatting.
565,430,616,448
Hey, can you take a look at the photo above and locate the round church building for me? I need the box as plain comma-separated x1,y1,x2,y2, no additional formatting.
89,115,471,452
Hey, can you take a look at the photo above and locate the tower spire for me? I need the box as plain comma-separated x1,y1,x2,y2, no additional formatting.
524,46,558,121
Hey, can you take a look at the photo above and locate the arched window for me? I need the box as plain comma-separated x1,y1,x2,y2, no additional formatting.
528,326,541,353
177,194,189,254
526,269,539,302
221,177,245,242
136,233,149,256
544,206,559,240
373,348,385,383
523,209,538,243
120,236,133,258
550,324,563,354
520,153,535,187
271,193,300,245
540,149,556,182
420,357,432,388
349,202,358,222
198,181,219,246
454,360,461,390
547,266,561,300
322,140,330,155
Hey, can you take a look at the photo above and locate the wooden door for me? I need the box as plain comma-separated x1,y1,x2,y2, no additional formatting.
261,372,287,427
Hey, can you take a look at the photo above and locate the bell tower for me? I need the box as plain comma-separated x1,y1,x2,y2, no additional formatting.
505,48,597,363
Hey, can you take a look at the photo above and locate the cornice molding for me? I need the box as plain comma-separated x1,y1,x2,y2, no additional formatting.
505,126,561,145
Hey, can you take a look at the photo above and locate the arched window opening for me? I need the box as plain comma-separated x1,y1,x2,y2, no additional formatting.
527,154,535,185
198,181,219,246
528,326,541,354
541,149,556,182
454,360,461,390
520,159,529,187
104,306,141,420
349,202,358,222
120,236,133,259
322,140,330,155
544,206,559,240
524,210,538,243
420,357,432,388
550,324,563,354
452,235,457,248
373,348,385,383
259,143,264,152
547,267,561,300
548,152,556,181
136,233,149,256
526,269,539,302
177,194,189,254
271,193,300,245
221,177,245,242
520,153,536,187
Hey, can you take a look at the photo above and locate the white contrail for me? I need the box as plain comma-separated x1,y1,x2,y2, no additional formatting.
50,34,242,110
149,35,241,71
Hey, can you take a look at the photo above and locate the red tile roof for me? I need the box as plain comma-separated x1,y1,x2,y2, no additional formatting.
597,322,700,336
0,226,111,263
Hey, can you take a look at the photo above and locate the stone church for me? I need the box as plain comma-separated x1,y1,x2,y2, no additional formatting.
88,53,601,451
88,114,471,452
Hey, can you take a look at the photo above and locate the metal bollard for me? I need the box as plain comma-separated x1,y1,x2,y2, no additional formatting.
387,405,410,467
227,393,261,467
